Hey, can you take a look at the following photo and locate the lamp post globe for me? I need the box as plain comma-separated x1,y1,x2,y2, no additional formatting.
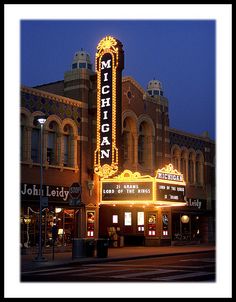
34,115,48,262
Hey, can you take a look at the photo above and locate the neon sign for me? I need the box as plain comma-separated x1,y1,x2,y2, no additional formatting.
94,36,124,178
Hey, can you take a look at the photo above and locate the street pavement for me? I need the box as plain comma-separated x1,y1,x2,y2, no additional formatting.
21,243,215,272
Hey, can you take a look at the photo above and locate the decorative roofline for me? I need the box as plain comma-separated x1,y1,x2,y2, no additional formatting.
21,85,88,109
122,76,145,95
169,127,215,144
122,76,168,106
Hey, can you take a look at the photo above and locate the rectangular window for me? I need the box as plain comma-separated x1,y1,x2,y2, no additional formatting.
137,212,144,232
79,62,86,68
112,215,118,224
72,63,77,69
124,212,132,226
137,212,144,225
87,63,92,70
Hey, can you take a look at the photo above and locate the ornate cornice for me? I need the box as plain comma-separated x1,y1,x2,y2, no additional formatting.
21,85,88,109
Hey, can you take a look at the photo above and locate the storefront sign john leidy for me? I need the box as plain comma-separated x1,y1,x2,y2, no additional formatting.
21,184,69,201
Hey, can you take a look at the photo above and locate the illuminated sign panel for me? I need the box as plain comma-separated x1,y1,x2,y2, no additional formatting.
156,183,185,203
101,181,153,202
100,170,153,204
155,164,186,204
157,172,183,182
100,53,113,165
100,166,186,206
94,36,124,178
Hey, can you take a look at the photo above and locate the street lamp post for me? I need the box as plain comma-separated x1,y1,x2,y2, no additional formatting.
34,116,47,262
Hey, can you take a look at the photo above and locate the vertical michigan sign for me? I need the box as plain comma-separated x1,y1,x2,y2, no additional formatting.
94,36,124,178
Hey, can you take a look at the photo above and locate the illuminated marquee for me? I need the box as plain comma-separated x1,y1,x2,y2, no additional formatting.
100,170,154,204
100,165,186,207
94,36,124,178
102,182,153,202
156,183,185,203
155,164,186,204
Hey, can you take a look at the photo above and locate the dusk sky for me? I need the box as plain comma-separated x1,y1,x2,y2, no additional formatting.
21,19,216,139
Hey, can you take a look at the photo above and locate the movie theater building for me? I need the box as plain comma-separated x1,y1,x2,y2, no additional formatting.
20,36,215,248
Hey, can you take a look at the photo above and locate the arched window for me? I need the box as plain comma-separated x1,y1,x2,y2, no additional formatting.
172,146,180,171
188,152,195,184
196,152,204,185
123,131,130,161
122,115,136,166
137,119,155,170
138,124,145,165
180,150,188,181
31,127,40,163
63,135,69,166
63,124,73,167
138,138,145,164
21,113,27,161
47,121,59,165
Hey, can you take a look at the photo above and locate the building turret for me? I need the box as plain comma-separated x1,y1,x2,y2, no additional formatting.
71,49,93,71
64,49,94,101
147,79,164,97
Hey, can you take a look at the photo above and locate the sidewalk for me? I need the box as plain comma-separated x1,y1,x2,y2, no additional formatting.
21,243,215,273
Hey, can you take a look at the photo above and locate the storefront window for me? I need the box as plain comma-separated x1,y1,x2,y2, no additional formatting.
191,215,200,240
21,207,76,247
181,214,190,240
172,213,196,241
172,213,181,240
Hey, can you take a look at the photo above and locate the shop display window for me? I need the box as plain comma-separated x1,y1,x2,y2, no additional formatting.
21,207,75,247
87,211,95,237
148,213,156,236
172,213,199,241
162,214,169,236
